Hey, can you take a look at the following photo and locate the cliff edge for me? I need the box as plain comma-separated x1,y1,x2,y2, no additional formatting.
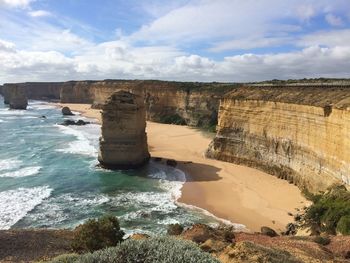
207,84,350,193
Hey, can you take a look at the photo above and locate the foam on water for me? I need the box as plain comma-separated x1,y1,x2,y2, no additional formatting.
22,193,110,228
0,186,52,230
55,124,98,157
0,166,41,178
0,158,22,171
148,165,186,201
0,109,27,116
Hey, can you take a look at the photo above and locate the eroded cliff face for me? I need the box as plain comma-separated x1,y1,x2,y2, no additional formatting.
2,82,62,104
207,85,350,193
61,80,234,128
98,91,150,169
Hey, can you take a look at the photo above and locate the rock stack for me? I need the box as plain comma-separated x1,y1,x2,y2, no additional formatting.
9,85,28,109
98,91,150,169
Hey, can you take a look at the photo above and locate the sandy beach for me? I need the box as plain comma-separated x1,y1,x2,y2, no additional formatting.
57,103,307,232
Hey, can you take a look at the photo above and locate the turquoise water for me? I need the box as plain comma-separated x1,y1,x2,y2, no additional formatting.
0,96,224,235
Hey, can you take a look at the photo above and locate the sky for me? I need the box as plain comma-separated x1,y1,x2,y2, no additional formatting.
1,0,350,84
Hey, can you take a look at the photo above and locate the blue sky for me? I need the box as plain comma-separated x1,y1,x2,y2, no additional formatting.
1,0,350,83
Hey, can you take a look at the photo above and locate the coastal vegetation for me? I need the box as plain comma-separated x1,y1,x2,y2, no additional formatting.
303,185,350,235
71,215,124,252
50,237,219,263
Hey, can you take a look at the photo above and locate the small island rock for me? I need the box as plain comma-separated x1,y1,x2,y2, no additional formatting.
62,106,74,116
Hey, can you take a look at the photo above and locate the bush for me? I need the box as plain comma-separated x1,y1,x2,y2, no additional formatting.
303,185,350,235
167,223,184,235
71,215,124,252
337,215,350,235
53,237,219,263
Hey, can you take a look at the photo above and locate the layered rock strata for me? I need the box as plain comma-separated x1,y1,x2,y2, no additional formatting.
2,82,63,104
206,85,350,193
8,85,28,109
98,91,150,169
60,80,234,128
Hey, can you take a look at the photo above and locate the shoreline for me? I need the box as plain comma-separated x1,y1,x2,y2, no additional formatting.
54,103,307,232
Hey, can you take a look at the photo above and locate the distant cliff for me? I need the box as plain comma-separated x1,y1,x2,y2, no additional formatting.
2,82,63,104
60,80,236,128
207,84,350,193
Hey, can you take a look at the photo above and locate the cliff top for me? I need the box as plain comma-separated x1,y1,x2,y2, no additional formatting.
225,84,350,109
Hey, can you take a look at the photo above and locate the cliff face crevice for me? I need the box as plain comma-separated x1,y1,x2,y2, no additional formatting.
207,90,350,193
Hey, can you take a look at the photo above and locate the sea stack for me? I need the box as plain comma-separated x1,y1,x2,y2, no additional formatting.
9,85,28,110
98,91,150,169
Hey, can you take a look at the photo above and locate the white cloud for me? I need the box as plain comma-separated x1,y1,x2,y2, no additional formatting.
1,0,350,83
298,29,350,47
209,36,291,52
0,0,33,8
1,36,350,84
127,0,350,51
28,10,51,17
325,13,343,26
0,39,16,52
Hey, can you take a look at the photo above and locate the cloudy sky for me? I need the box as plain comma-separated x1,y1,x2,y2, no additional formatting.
1,0,350,83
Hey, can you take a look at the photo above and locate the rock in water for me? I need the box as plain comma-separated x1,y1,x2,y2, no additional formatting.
98,91,150,169
61,106,74,115
9,85,28,110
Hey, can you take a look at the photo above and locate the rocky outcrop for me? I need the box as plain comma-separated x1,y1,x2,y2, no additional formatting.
98,91,150,169
8,85,28,109
61,106,74,116
207,84,350,193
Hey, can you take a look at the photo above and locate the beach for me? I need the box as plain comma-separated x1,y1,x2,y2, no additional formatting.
58,103,307,232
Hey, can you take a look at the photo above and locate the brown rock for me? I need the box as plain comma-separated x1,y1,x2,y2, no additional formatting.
62,106,74,116
261,226,278,237
8,85,28,110
98,91,150,169
200,238,229,253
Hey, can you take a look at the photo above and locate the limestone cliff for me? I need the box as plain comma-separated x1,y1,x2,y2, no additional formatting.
7,84,28,109
61,80,234,128
207,84,350,193
2,82,62,104
98,91,150,169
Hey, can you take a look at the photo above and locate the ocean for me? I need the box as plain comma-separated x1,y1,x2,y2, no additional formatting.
0,96,228,235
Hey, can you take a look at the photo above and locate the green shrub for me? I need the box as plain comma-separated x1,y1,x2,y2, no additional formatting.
167,223,184,235
313,236,330,246
49,254,79,263
55,237,219,263
303,185,350,235
71,215,124,253
336,215,350,235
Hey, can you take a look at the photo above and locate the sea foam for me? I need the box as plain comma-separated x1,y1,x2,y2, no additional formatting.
0,186,52,230
0,158,22,171
0,166,41,178
55,124,98,157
